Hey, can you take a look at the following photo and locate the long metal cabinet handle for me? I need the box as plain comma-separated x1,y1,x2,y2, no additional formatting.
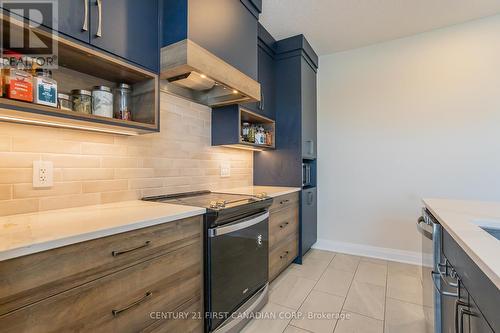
111,240,151,257
112,291,152,317
208,212,269,237
96,0,102,37
458,308,476,333
455,299,468,333
82,0,88,31
430,271,458,297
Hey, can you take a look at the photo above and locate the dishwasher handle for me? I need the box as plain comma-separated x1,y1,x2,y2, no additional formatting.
417,216,433,240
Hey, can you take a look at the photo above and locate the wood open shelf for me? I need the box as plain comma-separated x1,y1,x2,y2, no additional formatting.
0,12,159,135
212,105,275,151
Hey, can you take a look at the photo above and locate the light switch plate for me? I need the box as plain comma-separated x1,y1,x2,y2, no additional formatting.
33,160,54,188
220,161,231,178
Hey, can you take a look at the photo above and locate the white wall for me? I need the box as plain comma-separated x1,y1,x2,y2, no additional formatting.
316,15,500,263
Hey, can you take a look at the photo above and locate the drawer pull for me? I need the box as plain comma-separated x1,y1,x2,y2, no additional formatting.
280,251,289,259
280,199,290,205
279,222,289,229
112,291,152,317
112,240,151,257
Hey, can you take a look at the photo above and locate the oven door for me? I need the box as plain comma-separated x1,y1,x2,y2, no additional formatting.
207,211,269,331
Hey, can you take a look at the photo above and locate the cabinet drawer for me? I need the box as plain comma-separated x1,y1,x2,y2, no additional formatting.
142,295,203,333
0,242,202,333
269,233,298,282
270,192,299,213
269,202,299,250
0,216,202,316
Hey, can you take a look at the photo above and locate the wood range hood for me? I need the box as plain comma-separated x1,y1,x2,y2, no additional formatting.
160,39,261,107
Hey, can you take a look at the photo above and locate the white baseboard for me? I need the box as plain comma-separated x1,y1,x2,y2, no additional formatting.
312,239,433,267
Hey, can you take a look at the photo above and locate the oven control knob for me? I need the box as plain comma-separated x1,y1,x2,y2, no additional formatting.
216,200,226,208
255,192,267,200
209,201,218,209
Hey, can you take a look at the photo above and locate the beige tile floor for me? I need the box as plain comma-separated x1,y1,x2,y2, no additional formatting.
241,249,433,333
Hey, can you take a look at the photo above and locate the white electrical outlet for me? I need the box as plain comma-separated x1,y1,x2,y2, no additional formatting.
33,161,54,188
220,161,231,178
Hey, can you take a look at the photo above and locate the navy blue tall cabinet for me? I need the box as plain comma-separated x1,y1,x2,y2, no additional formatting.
253,32,319,261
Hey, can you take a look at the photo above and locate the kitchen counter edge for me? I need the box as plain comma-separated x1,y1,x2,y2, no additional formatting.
0,200,206,262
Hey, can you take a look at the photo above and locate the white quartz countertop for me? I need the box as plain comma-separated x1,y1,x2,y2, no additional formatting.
423,198,500,289
217,186,301,198
0,200,206,261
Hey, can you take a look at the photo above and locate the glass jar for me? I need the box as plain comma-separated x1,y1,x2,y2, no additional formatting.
33,69,57,107
92,85,113,118
71,89,92,114
248,124,256,143
57,93,72,111
242,122,250,142
114,83,132,120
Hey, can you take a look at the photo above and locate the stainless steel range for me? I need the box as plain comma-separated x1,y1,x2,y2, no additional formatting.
143,191,273,333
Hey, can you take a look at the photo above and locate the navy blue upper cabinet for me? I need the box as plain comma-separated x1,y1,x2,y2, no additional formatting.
90,0,159,72
162,0,259,80
243,23,276,119
56,1,91,43
301,59,317,159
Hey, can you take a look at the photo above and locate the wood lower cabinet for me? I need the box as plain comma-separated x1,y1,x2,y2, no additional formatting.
0,216,203,333
269,192,299,281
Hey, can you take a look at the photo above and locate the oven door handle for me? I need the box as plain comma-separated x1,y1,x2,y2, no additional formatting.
208,212,269,237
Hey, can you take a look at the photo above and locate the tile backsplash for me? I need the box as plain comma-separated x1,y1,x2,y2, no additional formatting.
0,93,253,216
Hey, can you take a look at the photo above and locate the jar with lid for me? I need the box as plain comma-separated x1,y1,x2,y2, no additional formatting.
241,122,250,142
248,124,256,143
114,83,132,120
33,69,57,107
5,68,33,102
92,85,113,118
57,93,72,111
71,89,92,114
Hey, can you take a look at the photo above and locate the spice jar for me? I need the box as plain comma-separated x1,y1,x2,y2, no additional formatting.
57,93,72,111
248,124,256,143
33,69,57,107
92,85,113,118
5,68,33,102
242,122,250,142
71,89,92,114
114,83,132,120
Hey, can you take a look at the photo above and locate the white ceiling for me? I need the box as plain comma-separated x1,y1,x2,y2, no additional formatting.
260,0,500,56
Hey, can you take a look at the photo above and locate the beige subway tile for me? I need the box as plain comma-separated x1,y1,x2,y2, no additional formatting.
0,185,12,200
101,157,139,168
0,168,32,184
12,137,81,154
81,142,127,156
0,136,11,151
154,168,182,177
114,168,155,179
0,198,39,216
142,158,173,169
62,168,114,181
83,180,128,193
127,145,153,157
163,177,191,187
129,178,164,189
13,182,81,199
39,193,101,211
56,129,114,144
101,190,142,203
41,154,100,168
0,153,41,168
